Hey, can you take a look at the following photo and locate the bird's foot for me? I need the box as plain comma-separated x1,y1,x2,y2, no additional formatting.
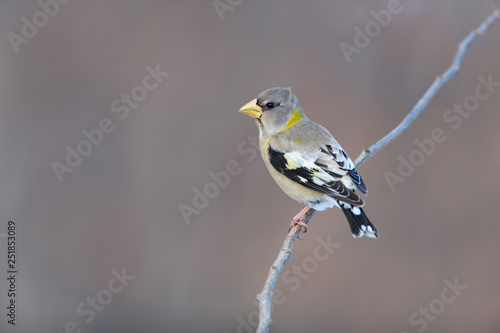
288,206,310,234
288,218,308,233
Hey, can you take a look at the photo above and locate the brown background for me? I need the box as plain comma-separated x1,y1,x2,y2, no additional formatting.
0,1,499,332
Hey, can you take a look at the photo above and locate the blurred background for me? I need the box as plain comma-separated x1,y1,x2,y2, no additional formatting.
0,1,499,332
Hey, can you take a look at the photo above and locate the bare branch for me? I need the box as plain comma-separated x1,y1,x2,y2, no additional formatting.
256,10,499,333
353,10,499,168
256,208,316,333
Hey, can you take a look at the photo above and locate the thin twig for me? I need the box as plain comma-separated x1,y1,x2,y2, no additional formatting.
353,10,499,167
255,10,499,333
256,208,316,332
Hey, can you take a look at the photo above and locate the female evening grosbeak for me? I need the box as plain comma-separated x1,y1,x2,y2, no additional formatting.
239,87,377,238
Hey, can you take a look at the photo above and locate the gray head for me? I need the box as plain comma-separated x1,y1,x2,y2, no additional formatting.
239,87,304,136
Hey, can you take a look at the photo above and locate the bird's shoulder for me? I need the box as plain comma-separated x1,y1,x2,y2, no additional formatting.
270,119,345,163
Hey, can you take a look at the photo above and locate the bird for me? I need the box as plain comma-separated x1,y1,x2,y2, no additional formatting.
238,87,378,238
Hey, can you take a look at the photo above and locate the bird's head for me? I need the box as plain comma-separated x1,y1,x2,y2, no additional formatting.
239,87,305,135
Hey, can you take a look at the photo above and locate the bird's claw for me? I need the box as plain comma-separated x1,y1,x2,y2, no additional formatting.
288,219,308,233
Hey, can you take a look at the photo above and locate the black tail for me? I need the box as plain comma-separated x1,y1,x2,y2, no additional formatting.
339,204,378,239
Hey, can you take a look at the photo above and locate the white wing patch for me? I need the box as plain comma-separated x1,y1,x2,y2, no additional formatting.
297,175,307,183
284,152,338,184
312,177,326,186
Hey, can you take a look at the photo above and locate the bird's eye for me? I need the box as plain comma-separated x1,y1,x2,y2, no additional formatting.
266,102,276,109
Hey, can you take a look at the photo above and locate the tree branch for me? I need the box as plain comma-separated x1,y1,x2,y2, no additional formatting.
256,10,499,333
353,10,499,167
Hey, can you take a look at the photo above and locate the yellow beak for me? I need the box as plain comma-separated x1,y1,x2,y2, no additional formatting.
239,99,262,119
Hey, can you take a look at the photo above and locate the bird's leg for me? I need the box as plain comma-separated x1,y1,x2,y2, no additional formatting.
289,206,310,233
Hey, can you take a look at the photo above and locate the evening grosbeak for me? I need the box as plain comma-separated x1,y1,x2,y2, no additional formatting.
239,87,377,238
